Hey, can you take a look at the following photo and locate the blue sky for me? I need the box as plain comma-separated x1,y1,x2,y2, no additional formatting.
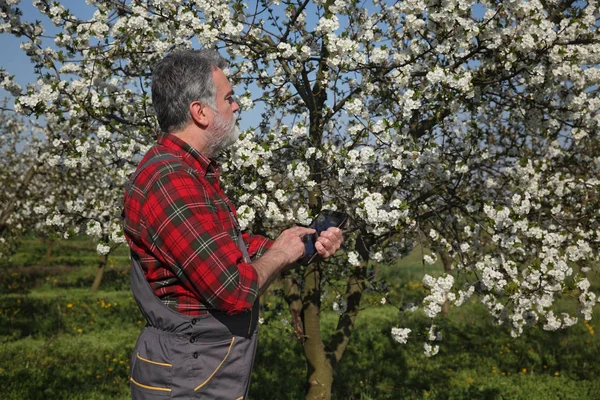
1,0,490,132
1,1,489,97
0,1,96,99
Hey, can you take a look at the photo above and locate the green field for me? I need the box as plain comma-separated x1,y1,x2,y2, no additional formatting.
1,237,599,399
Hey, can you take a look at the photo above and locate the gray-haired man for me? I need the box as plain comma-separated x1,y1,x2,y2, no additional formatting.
122,49,343,399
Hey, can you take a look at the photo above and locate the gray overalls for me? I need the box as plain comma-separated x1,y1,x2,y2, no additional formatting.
125,155,259,400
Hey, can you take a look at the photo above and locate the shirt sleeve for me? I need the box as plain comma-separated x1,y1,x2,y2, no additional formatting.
140,166,259,314
242,231,274,260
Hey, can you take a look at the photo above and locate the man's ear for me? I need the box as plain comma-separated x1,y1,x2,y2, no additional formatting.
189,101,209,128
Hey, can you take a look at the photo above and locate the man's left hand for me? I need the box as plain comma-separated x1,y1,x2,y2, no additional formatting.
315,227,344,259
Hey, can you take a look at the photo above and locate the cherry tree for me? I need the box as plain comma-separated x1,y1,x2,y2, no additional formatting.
0,99,126,289
1,0,599,398
0,98,68,260
0,104,43,257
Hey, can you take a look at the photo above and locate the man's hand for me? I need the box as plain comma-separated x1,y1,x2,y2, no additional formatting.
252,226,344,295
252,226,315,294
314,227,344,259
269,226,316,265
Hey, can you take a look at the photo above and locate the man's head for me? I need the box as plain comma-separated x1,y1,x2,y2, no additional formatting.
151,49,240,156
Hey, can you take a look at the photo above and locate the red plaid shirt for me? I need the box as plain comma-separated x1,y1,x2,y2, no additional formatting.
122,133,272,315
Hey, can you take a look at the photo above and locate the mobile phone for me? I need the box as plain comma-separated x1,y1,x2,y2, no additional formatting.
298,209,348,266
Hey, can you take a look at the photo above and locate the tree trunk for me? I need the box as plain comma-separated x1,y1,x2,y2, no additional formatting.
293,7,334,395
283,271,304,340
328,265,366,365
302,264,333,400
91,253,108,292
45,238,54,264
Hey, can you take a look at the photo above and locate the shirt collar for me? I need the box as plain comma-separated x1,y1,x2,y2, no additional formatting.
157,132,219,177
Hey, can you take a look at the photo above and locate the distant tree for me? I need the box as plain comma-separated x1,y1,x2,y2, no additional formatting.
0,102,124,289
0,106,43,256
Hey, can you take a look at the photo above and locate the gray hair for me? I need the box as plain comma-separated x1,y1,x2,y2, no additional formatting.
151,49,228,133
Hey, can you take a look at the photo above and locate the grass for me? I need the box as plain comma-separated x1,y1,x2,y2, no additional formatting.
1,236,600,399
0,235,130,269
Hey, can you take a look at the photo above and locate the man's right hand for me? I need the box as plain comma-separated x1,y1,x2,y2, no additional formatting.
251,226,316,295
269,226,316,265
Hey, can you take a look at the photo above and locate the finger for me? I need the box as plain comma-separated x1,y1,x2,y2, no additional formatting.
317,236,340,258
315,240,333,258
289,226,316,236
322,227,343,242
317,236,333,250
325,227,342,235
319,229,340,241
319,230,343,247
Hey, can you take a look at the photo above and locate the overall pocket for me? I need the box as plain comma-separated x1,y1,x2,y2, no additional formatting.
191,336,248,399
130,351,173,398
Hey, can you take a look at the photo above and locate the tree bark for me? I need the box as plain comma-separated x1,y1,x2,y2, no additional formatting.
91,253,108,292
45,238,54,264
283,272,305,340
302,264,333,400
328,265,366,365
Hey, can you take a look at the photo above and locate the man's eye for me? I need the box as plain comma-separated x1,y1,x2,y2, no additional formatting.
226,96,235,104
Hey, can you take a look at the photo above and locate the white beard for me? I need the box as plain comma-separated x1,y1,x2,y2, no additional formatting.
205,111,240,157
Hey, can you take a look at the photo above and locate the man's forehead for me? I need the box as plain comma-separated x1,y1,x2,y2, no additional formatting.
212,68,233,93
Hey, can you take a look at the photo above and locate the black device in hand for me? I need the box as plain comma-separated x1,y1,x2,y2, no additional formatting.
298,209,348,266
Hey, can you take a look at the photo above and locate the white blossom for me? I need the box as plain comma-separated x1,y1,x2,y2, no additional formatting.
423,343,439,357
96,243,111,256
347,251,361,266
391,327,411,344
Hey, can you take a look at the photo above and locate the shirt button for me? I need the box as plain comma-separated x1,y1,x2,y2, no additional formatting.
191,319,197,325
193,352,198,359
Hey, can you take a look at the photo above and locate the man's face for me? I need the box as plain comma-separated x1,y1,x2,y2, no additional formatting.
205,68,240,156
211,67,239,118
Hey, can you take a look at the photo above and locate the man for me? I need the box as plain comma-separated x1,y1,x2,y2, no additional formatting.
122,49,343,399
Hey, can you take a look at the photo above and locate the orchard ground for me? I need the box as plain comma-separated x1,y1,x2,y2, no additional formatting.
1,236,599,400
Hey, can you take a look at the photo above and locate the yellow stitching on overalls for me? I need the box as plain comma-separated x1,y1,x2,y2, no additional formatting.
193,337,236,391
130,377,172,392
136,352,172,367
235,397,244,400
